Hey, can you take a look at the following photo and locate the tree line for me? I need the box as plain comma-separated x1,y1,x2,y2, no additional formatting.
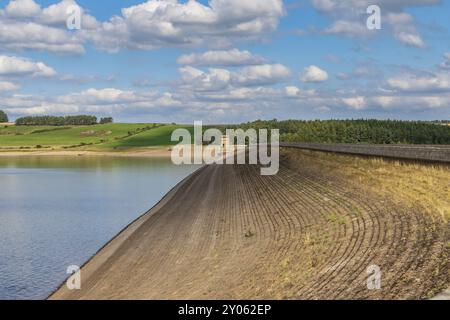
234,119,450,145
14,115,113,126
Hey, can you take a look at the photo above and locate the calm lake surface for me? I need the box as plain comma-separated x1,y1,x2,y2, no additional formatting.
0,156,199,300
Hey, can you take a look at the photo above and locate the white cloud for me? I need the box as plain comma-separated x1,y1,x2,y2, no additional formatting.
311,0,439,14
57,88,143,105
385,13,426,48
310,0,435,48
0,55,56,77
387,72,450,92
177,49,266,66
3,87,180,116
232,64,291,86
300,65,328,83
285,86,300,97
343,96,367,110
0,0,98,54
178,63,290,91
39,0,98,29
284,86,317,98
2,0,98,28
3,85,450,122
439,53,450,69
394,32,425,48
5,0,41,18
370,94,450,110
7,103,81,116
0,21,84,54
325,20,370,38
179,66,231,91
84,0,285,52
0,81,19,91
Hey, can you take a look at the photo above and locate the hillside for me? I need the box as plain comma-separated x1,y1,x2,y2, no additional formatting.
0,123,192,151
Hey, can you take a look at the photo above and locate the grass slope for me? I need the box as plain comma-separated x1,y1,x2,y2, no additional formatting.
283,148,450,221
97,125,195,150
0,123,194,151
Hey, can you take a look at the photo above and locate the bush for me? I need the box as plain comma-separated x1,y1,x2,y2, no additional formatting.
0,110,8,123
99,117,113,124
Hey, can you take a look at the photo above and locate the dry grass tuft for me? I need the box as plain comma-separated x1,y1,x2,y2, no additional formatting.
282,148,450,221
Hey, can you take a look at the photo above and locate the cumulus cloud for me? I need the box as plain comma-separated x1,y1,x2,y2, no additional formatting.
178,63,290,91
0,0,280,54
311,0,439,14
3,83,450,122
3,0,99,28
0,21,84,54
367,94,450,110
177,49,267,66
300,65,328,83
0,0,100,54
439,53,450,69
284,86,317,98
1,0,448,121
232,64,291,86
343,96,367,110
285,86,301,97
387,71,450,92
179,66,231,91
384,12,426,48
38,0,98,28
83,0,285,52
325,20,370,38
3,87,182,117
0,55,57,77
0,81,20,91
310,0,436,48
57,88,142,105
336,93,450,114
5,0,41,17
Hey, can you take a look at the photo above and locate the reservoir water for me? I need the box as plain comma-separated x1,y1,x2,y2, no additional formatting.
0,156,198,300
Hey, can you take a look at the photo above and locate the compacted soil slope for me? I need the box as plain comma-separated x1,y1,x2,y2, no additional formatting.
51,150,449,300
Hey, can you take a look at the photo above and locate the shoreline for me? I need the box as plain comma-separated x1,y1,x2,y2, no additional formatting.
0,148,172,158
48,164,207,300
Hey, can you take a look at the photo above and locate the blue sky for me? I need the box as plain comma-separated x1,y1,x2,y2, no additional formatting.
0,0,449,123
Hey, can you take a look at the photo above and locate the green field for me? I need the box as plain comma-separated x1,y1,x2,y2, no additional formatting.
4,119,446,151
97,125,195,150
0,123,194,151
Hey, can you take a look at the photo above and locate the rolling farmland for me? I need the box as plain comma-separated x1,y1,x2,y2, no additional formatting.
0,123,192,151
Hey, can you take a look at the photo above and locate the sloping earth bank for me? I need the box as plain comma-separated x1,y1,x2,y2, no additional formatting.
50,150,449,300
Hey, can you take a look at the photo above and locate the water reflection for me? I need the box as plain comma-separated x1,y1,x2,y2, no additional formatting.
0,156,198,300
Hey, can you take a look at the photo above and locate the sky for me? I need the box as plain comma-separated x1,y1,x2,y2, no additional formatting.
0,0,449,123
